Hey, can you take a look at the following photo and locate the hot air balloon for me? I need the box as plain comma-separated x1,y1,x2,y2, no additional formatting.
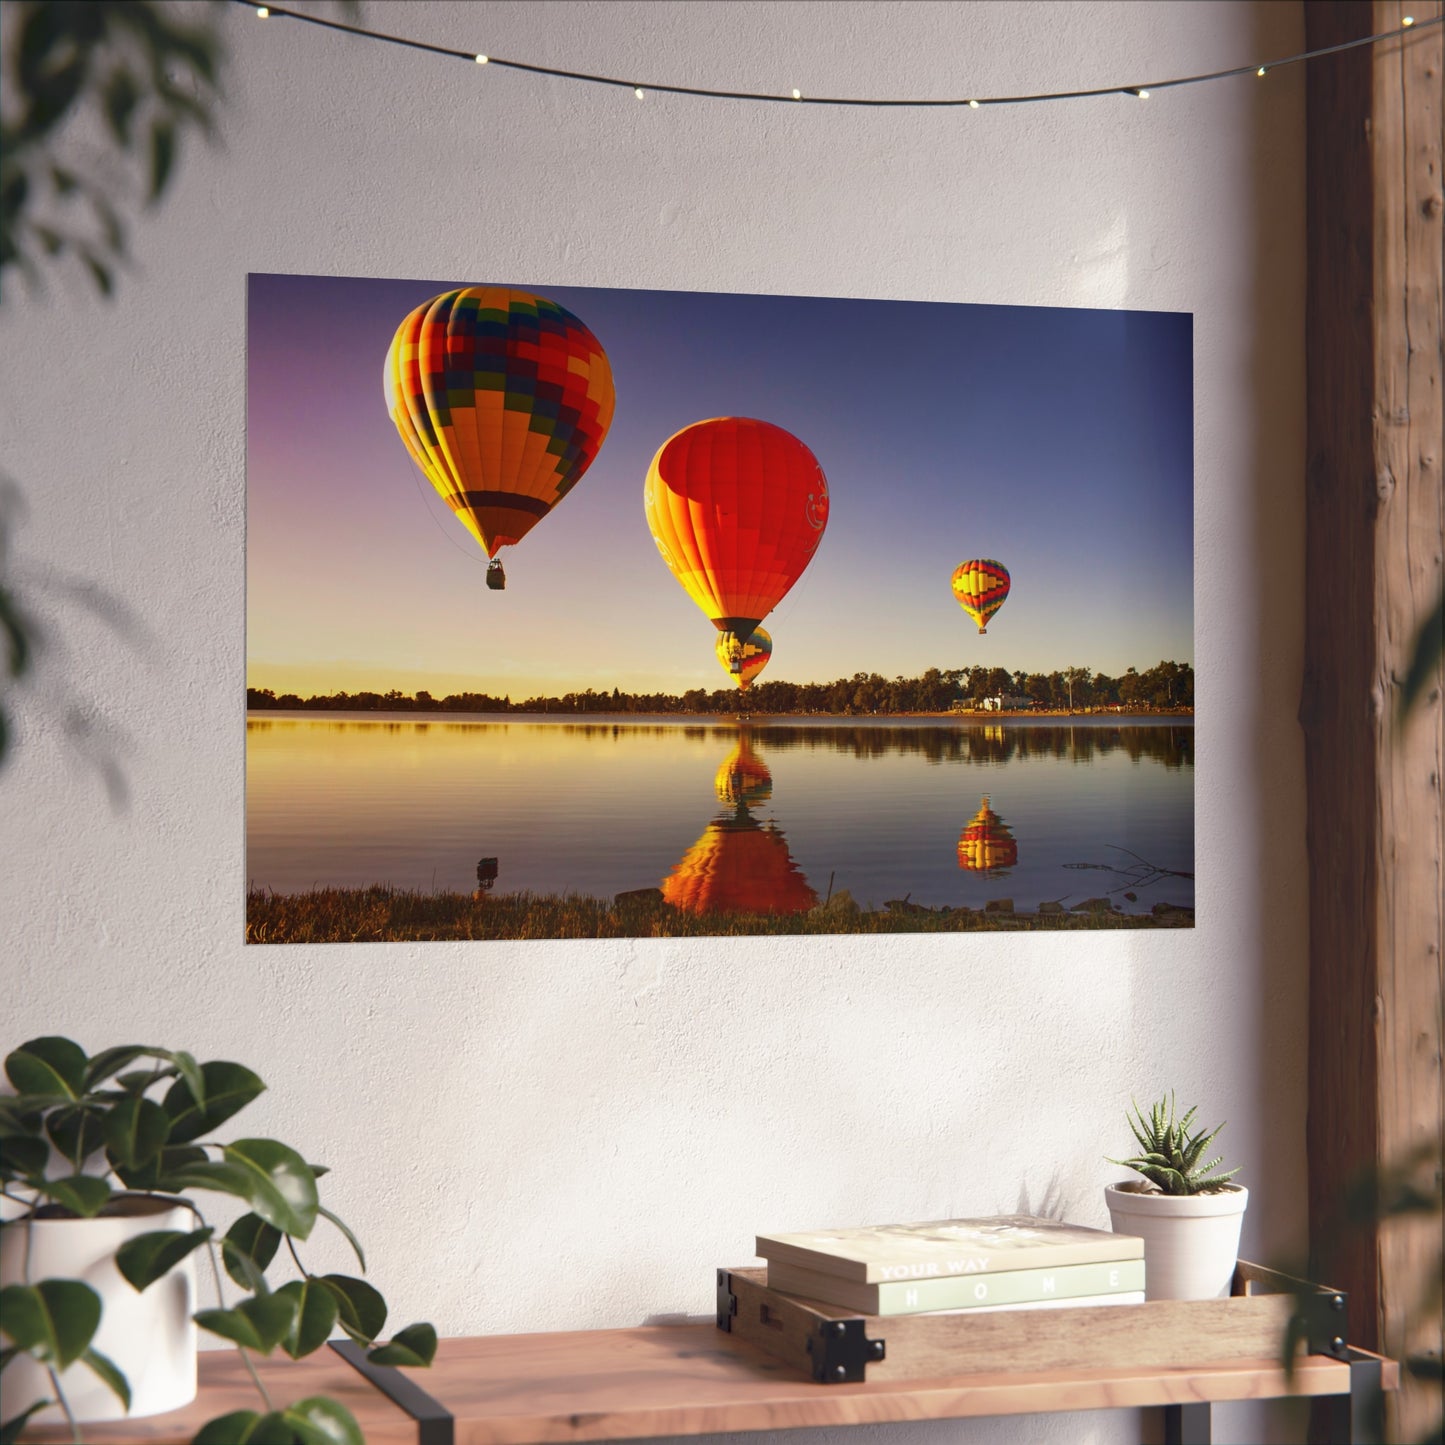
715,628,772,692
957,794,1019,874
951,558,1011,634
384,287,615,588
644,418,829,655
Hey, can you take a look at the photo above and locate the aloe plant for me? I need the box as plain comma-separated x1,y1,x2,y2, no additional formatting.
1108,1091,1241,1196
0,1036,436,1444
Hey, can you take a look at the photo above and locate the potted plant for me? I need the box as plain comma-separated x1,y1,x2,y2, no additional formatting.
0,1036,436,1443
1104,1091,1247,1301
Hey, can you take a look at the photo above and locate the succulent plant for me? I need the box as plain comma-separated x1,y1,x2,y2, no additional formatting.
1108,1092,1241,1196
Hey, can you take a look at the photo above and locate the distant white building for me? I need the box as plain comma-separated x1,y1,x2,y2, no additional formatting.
981,695,1035,712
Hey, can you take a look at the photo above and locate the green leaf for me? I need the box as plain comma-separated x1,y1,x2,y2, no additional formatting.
163,1158,256,1203
103,1094,171,1169
6,1037,87,1099
222,1213,281,1289
36,1173,112,1216
220,1139,318,1240
81,1346,131,1409
318,1275,385,1346
192,1410,297,1445
282,1397,364,1445
46,1103,107,1166
276,1278,339,1359
0,1280,101,1368
318,1205,365,1272
116,1226,213,1291
162,1061,264,1144
194,1292,298,1355
367,1322,437,1368
114,1141,207,1192
85,1046,201,1107
0,1134,48,1180
1,1400,53,1444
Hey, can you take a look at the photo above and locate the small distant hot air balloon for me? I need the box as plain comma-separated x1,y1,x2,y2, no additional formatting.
951,558,1011,634
715,628,772,692
644,418,829,657
957,794,1019,874
384,287,615,588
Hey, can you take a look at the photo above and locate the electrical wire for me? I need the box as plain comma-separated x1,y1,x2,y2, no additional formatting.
236,2,1437,109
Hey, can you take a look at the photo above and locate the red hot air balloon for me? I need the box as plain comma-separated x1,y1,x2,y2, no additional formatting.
643,418,829,645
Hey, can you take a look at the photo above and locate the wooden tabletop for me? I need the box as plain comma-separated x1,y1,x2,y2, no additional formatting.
21,1323,1399,1445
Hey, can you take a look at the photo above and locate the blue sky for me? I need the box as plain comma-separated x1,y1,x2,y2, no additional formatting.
247,272,1192,698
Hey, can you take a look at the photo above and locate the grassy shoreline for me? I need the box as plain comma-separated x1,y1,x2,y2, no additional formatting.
246,885,1195,943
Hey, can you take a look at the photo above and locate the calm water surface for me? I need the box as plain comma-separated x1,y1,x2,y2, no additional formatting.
245,714,1194,915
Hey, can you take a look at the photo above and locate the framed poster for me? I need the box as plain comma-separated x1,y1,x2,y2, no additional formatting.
246,275,1192,942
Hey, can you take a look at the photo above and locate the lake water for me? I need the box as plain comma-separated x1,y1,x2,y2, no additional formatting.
245,714,1194,918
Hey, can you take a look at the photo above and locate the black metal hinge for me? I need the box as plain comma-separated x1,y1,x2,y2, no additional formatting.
805,1317,886,1383
1299,1283,1351,1361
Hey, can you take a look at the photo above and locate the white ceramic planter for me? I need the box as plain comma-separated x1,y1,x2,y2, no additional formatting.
1105,1181,1249,1301
0,1194,198,1422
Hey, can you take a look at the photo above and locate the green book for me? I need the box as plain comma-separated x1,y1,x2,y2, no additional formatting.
766,1256,1146,1315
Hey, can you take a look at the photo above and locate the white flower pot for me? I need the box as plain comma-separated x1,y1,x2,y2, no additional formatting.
1105,1181,1249,1301
0,1194,198,1422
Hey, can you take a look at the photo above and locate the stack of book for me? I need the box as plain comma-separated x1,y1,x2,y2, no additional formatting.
756,1215,1145,1316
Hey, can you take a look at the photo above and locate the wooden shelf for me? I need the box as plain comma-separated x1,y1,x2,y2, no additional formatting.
20,1321,1398,1445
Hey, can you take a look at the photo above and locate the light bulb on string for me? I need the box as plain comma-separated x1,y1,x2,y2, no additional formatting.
634,86,645,100
1403,14,1415,24
1257,66,1267,77
475,53,488,64
255,4,268,14
791,88,802,100
968,99,979,109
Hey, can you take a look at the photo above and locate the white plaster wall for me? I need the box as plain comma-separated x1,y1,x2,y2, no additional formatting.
0,2,1307,1441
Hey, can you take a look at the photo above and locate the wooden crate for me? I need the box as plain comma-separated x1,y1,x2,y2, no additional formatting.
717,1260,1353,1384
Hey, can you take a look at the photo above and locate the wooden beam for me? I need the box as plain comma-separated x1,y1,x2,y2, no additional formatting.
1303,2,1444,1440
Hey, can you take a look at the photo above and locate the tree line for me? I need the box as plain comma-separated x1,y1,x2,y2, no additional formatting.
247,660,1193,716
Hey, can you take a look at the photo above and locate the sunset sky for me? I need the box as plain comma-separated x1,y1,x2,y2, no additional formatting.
246,274,1192,699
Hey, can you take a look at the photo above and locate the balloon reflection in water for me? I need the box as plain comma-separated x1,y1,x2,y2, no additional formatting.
957,795,1019,874
714,733,772,809
663,732,816,916
662,818,817,916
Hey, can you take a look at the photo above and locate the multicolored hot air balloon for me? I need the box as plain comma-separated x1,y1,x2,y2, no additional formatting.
384,287,615,587
644,418,829,655
957,794,1019,874
951,558,1011,634
715,628,772,692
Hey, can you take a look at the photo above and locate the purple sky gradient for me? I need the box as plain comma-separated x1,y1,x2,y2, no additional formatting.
246,273,1192,698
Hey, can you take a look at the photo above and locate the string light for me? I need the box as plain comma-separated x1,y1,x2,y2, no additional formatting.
233,2,1440,111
